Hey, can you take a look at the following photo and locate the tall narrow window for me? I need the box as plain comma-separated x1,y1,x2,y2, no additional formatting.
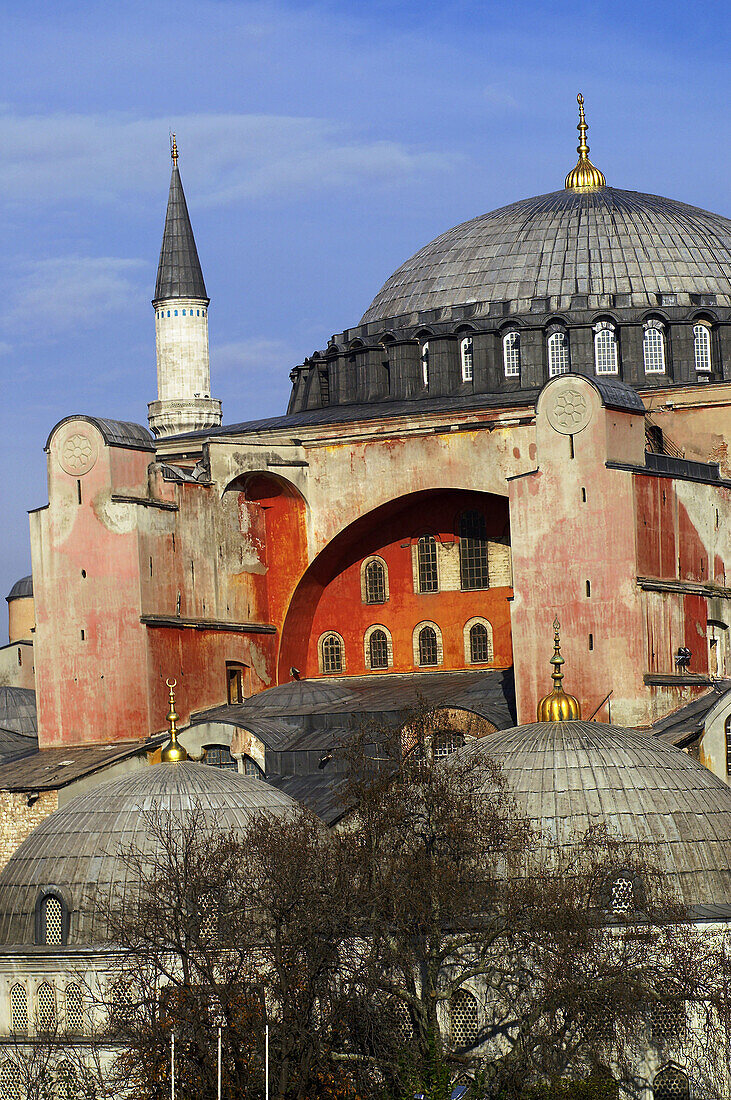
368,629,389,670
547,330,570,376
36,982,56,1032
502,332,520,378
0,1062,21,1100
469,623,490,663
226,663,245,704
609,873,635,914
41,895,64,946
653,1066,690,1100
643,322,666,374
693,323,712,372
594,322,619,375
65,984,84,1034
459,511,489,590
725,715,731,775
55,1061,79,1100
321,633,344,674
421,342,429,387
9,985,28,1033
418,626,438,666
450,990,479,1046
460,336,474,382
364,559,387,604
417,536,439,593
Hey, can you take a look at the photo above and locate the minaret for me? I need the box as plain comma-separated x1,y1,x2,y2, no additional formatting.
148,135,222,438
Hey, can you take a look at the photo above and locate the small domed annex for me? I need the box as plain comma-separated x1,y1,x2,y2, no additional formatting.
0,762,297,945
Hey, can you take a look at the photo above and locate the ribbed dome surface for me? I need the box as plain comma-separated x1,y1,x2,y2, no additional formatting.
461,721,731,909
0,762,297,945
361,187,731,323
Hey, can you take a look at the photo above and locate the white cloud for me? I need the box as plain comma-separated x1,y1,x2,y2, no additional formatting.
0,109,455,208
212,336,302,376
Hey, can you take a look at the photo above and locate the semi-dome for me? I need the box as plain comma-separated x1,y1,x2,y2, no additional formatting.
461,721,731,911
361,187,731,325
0,762,298,945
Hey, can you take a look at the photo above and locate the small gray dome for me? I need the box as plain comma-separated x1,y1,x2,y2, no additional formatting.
0,762,297,945
461,721,731,910
361,187,731,324
6,575,32,602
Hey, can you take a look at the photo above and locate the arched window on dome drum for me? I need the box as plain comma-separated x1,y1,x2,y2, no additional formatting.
418,626,438,667
653,1065,690,1100
693,323,712,372
0,1062,21,1100
9,984,28,1033
369,629,389,670
364,559,387,604
65,984,84,1034
459,511,489,591
608,872,635,914
502,332,520,378
460,336,474,382
594,322,619,375
547,331,569,376
36,982,57,1033
321,633,344,674
417,535,439,593
469,622,490,663
243,755,264,780
421,342,429,388
37,893,66,946
643,322,666,374
450,989,479,1046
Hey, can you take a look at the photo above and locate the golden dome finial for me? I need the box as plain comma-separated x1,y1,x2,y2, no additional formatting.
565,93,606,192
161,678,188,763
537,617,582,722
170,132,179,167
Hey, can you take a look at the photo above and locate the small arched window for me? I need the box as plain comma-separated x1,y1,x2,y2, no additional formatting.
55,1060,79,1100
364,559,387,604
65,984,84,1034
321,633,344,674
417,535,439,593
502,332,520,378
458,511,489,591
204,745,237,769
0,1062,21,1100
609,872,636,914
9,985,28,1033
547,330,570,376
693,322,712,372
418,626,438,667
725,714,731,776
460,337,474,382
469,622,491,663
594,321,619,375
643,321,666,374
368,629,389,670
450,989,479,1047
421,342,429,387
36,981,57,1033
243,755,264,779
37,892,66,946
653,1065,690,1100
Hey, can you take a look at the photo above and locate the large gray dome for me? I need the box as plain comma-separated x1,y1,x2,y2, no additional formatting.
461,721,731,911
0,762,297,945
361,187,731,324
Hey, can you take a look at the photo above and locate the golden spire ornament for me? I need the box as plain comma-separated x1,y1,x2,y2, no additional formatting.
537,617,582,722
564,93,606,192
161,678,188,762
170,132,179,167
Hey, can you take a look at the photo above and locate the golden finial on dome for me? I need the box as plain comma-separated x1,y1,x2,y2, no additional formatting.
161,678,188,763
170,132,179,167
537,617,582,722
565,93,606,192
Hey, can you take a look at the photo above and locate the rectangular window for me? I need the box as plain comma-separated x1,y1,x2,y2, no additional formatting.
459,511,489,590
226,664,245,705
417,536,439,593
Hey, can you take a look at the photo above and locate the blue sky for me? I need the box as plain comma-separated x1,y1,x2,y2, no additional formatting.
1,0,730,600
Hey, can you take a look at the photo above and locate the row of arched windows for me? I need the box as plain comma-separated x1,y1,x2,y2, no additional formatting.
319,619,494,674
1,1059,78,1100
9,980,84,1034
493,319,713,379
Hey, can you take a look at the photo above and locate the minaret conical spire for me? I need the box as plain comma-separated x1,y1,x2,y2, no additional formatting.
154,135,208,303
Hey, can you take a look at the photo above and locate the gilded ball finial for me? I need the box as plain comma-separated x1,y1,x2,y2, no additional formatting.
161,676,188,763
537,616,582,722
170,132,179,166
565,93,606,192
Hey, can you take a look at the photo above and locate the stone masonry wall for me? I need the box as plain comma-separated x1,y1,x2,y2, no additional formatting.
0,792,58,872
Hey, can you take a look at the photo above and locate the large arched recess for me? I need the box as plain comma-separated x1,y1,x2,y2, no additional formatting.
278,488,513,681
223,472,308,628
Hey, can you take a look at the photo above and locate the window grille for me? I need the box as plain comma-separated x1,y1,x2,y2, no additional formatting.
460,337,474,382
243,756,264,779
653,1065,690,1100
36,981,57,1032
322,634,343,674
199,901,218,943
369,629,389,670
364,559,386,604
204,745,237,769
43,895,64,945
726,716,731,776
55,1060,79,1100
433,732,465,759
9,985,27,1033
0,1062,21,1100
417,536,439,593
418,626,438,666
502,332,520,378
650,1001,685,1047
65,984,84,1034
469,623,491,663
609,874,635,914
643,325,666,373
391,1000,413,1042
594,324,618,375
458,511,489,590
421,342,429,387
548,331,570,376
693,323,712,372
450,989,479,1046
